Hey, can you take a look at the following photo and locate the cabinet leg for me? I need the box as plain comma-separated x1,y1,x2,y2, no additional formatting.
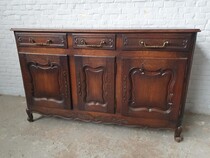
26,109,33,122
174,126,183,142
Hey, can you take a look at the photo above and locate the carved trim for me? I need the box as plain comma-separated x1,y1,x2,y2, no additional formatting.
31,110,128,125
74,37,78,45
60,37,65,44
17,36,22,42
77,73,82,97
123,35,128,46
128,66,175,114
122,75,127,103
108,39,114,48
104,68,111,103
72,114,128,125
63,71,68,98
182,39,188,48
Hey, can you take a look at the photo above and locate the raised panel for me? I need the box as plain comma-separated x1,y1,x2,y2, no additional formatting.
75,55,115,113
19,53,71,109
128,67,174,114
85,66,105,104
120,57,187,120
28,62,62,101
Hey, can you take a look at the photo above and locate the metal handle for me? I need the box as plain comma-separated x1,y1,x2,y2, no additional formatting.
29,38,53,46
77,39,106,48
139,41,169,48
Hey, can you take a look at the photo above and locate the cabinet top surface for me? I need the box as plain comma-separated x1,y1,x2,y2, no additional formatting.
11,28,200,33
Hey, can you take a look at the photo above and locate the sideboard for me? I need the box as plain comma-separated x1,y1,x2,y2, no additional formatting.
11,28,200,142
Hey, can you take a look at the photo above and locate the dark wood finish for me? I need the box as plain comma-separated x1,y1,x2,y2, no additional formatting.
174,126,183,142
120,57,187,120
12,28,200,142
15,32,67,48
72,33,115,50
26,108,33,122
74,55,115,113
11,28,200,33
19,53,71,109
122,33,192,51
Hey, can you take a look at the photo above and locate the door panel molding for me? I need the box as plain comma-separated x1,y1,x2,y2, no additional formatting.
120,57,187,120
19,53,71,109
128,66,175,114
83,65,106,105
75,55,115,113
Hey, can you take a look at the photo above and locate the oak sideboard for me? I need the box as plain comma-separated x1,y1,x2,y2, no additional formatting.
12,28,200,142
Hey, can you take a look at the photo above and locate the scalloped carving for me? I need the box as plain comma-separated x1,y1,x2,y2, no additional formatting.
127,66,175,114
28,61,63,103
21,54,71,109
75,56,115,113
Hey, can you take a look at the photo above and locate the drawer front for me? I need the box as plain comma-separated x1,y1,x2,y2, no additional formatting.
122,33,192,51
15,33,67,48
73,33,115,50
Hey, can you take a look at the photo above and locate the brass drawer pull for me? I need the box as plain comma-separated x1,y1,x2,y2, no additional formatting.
139,41,169,48
29,38,53,46
77,39,106,48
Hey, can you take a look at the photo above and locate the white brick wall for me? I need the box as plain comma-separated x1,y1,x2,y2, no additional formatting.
0,0,210,114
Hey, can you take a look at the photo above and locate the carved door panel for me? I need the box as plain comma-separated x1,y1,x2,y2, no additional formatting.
120,57,187,120
19,53,71,109
75,55,115,113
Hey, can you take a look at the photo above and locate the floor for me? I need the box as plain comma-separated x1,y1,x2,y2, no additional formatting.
0,95,210,158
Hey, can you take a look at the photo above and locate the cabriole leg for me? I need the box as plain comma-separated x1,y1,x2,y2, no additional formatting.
26,109,33,122
174,126,183,142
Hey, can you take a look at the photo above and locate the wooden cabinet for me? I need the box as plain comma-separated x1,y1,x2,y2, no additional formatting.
12,28,200,142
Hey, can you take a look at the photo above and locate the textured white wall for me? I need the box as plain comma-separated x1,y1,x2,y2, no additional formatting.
0,0,210,114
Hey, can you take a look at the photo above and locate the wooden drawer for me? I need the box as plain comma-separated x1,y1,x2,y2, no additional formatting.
122,33,192,51
72,33,115,50
15,33,67,48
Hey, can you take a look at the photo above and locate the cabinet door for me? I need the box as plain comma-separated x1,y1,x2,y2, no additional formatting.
120,57,187,120
75,55,115,113
19,53,71,109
